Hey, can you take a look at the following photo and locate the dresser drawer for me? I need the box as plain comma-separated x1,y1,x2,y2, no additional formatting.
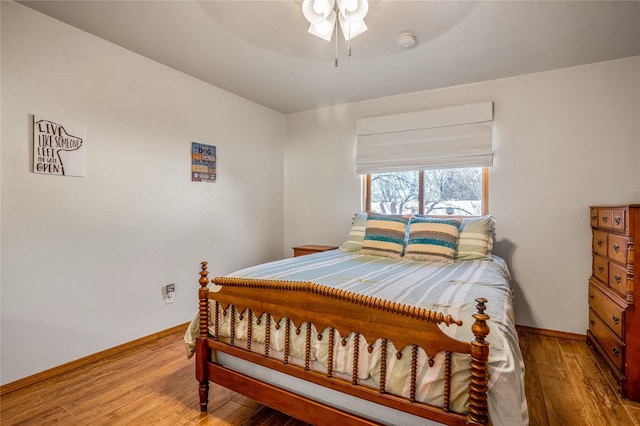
598,209,614,229
608,234,628,264
589,309,624,372
609,262,628,296
612,209,627,232
593,255,609,283
588,282,624,338
590,208,599,228
592,230,608,257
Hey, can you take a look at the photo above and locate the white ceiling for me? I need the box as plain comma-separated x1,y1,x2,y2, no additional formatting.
18,1,640,114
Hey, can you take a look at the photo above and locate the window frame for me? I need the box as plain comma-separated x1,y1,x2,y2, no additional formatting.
363,167,489,216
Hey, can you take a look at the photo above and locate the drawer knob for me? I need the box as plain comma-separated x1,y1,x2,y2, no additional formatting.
602,216,608,223
614,216,621,225
597,239,603,247
613,244,620,253
598,265,604,273
589,320,595,326
612,314,619,325
612,346,620,357
591,215,597,221
589,293,594,300
614,274,621,284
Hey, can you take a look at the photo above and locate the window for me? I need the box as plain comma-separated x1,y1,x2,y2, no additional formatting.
356,103,494,216
365,167,488,216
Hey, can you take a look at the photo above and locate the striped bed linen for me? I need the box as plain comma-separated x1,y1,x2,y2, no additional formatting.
185,250,528,426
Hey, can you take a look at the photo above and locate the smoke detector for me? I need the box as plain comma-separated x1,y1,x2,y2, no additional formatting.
397,32,417,48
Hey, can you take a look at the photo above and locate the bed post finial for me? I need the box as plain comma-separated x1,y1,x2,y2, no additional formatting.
198,262,210,340
468,297,490,425
200,262,209,288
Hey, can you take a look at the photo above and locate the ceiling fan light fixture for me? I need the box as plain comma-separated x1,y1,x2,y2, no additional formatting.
302,0,368,41
302,0,369,66
337,0,368,23
338,13,367,40
308,10,337,41
302,0,335,25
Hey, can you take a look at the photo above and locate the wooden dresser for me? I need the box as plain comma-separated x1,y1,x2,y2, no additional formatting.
587,204,640,401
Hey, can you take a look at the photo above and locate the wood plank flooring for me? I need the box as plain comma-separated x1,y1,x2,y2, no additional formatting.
1,329,639,425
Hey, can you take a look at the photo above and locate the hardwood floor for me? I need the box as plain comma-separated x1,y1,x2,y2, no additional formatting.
1,329,639,425
520,332,640,426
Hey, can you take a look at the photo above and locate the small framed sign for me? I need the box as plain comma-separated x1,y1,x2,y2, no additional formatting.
33,116,86,177
191,142,216,182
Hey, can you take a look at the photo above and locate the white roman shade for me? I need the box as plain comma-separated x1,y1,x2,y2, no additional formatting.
355,102,494,174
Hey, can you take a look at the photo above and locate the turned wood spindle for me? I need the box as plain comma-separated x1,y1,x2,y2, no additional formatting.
327,327,335,378
284,318,291,365
246,310,253,351
229,305,236,347
197,262,211,412
305,322,312,370
443,351,452,412
379,338,388,393
352,332,360,385
410,345,418,402
214,301,220,341
265,313,271,358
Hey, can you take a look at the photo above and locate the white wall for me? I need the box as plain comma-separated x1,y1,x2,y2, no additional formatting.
285,56,640,335
0,2,284,385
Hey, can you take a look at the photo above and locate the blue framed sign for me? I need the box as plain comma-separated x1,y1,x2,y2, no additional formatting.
191,142,216,183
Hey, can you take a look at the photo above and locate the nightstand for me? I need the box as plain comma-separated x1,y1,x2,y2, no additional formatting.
293,244,338,257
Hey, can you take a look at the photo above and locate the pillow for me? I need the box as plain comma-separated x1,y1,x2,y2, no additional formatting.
360,213,410,258
456,215,495,260
404,217,462,263
339,212,368,252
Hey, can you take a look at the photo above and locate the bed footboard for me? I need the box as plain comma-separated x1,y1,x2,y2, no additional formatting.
195,261,490,425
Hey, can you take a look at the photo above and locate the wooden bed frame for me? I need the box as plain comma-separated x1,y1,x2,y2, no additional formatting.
195,261,491,425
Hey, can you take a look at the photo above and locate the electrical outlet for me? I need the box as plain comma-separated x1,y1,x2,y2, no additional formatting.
164,283,175,304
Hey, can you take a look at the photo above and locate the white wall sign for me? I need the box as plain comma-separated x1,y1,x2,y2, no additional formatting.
33,116,87,176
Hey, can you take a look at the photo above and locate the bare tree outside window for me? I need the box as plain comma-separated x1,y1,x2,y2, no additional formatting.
368,168,484,216
423,168,482,216
370,171,418,215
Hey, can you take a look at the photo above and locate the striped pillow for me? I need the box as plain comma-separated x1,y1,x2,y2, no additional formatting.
456,216,495,260
360,213,410,258
339,212,368,252
404,217,462,263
